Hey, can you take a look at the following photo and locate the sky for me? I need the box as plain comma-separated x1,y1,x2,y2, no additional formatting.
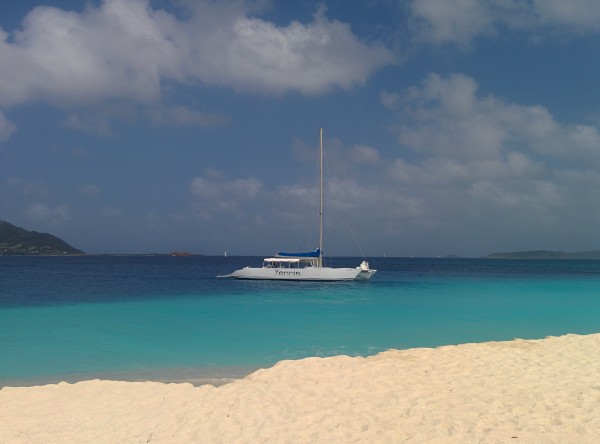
1,0,600,257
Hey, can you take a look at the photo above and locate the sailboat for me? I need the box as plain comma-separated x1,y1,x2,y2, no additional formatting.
221,128,376,281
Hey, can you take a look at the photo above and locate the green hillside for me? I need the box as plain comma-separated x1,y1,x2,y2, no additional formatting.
0,220,84,255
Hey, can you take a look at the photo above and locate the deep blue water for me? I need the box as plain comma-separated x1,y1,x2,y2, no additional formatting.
2,255,600,386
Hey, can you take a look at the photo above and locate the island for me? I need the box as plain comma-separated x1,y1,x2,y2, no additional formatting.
0,220,84,255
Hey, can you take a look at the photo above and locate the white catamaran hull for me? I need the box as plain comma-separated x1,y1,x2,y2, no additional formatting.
226,266,373,281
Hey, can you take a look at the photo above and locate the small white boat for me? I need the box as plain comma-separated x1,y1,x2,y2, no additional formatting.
221,128,376,281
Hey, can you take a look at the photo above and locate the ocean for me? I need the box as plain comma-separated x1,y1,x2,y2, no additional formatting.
2,255,600,387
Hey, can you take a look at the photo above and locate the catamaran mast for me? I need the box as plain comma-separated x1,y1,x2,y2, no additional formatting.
319,128,324,267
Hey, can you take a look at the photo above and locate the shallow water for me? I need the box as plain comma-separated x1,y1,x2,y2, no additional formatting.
2,255,600,386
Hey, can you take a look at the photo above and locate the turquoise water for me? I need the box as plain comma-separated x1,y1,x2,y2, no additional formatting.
2,256,600,386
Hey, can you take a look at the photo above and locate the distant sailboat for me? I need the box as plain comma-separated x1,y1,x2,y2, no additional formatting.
220,128,376,281
224,251,227,257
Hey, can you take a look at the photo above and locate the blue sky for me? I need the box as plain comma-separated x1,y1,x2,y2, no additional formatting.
2,0,600,257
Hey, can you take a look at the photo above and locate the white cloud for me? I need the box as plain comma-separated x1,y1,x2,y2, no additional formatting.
179,4,396,95
0,0,395,112
390,73,600,166
411,0,493,47
63,114,114,137
379,72,600,252
348,145,381,165
99,206,121,218
389,158,423,183
380,90,402,109
0,0,174,107
147,106,229,128
296,134,383,173
187,156,385,248
0,111,17,142
78,184,100,196
24,202,71,225
410,0,600,46
533,0,600,30
191,175,263,200
190,170,264,221
396,74,507,159
6,177,49,198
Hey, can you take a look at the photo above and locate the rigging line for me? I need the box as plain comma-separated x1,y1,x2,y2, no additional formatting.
322,131,368,260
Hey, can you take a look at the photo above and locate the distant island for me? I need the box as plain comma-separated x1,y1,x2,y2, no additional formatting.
169,251,194,257
0,220,84,255
487,250,600,260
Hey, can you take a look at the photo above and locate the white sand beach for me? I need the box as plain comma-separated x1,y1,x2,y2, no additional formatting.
2,333,600,443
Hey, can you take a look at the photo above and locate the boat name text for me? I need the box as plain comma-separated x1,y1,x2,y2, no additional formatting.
274,270,301,276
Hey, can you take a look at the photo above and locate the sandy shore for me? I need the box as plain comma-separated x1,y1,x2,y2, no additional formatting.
2,333,600,443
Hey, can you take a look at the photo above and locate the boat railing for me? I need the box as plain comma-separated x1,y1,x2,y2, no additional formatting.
263,257,319,268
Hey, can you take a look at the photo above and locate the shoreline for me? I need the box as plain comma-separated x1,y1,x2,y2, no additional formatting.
0,365,262,389
2,333,600,443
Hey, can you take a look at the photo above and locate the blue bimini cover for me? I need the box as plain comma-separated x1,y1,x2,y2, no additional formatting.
276,248,321,258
